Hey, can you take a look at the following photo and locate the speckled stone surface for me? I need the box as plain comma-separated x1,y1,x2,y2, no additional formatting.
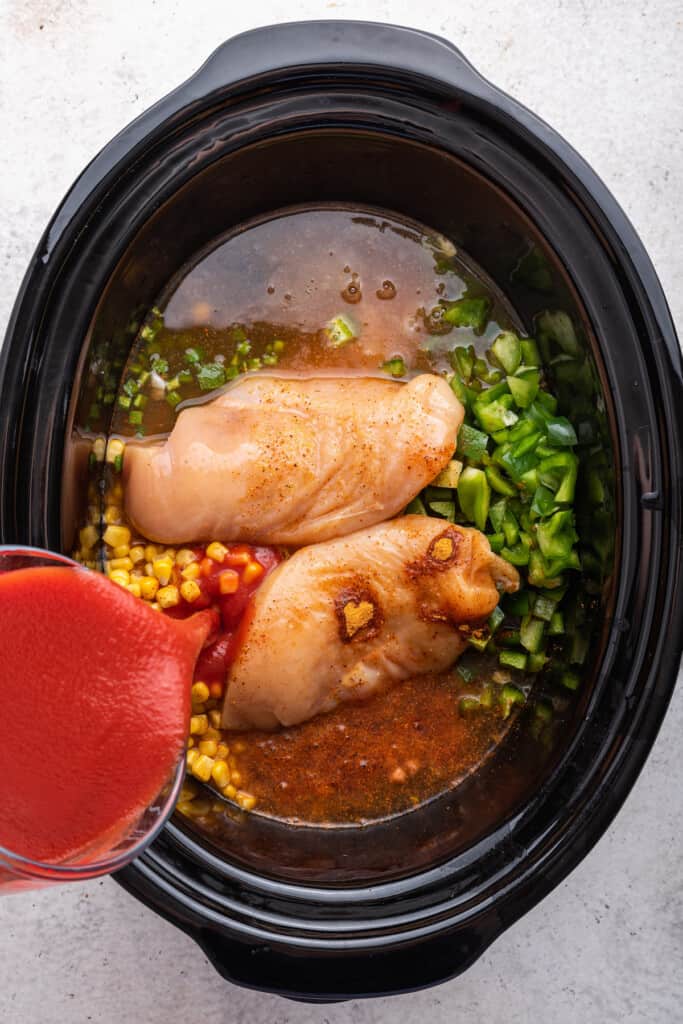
1,3,681,1022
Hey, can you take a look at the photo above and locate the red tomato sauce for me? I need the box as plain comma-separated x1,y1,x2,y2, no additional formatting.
0,565,211,865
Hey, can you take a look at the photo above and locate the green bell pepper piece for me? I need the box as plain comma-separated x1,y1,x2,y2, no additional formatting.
487,532,505,553
501,542,530,566
450,345,475,380
485,465,516,497
488,606,505,633
538,452,578,503
429,500,456,522
546,416,578,447
520,338,542,366
456,424,489,462
507,371,540,409
536,509,578,560
488,499,507,533
458,467,491,531
536,310,582,357
474,399,519,433
491,332,522,374
499,652,528,673
443,296,491,333
548,610,565,635
504,589,530,616
520,615,546,653
405,496,427,515
528,549,564,589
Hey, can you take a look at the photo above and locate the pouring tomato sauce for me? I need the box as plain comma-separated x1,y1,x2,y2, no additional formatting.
0,564,214,866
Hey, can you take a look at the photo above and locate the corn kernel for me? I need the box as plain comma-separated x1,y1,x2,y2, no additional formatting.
129,545,145,565
157,584,180,609
88,504,100,525
187,737,195,749
218,569,239,594
175,547,197,568
198,739,218,757
126,582,142,599
79,524,99,551
112,544,131,559
242,560,264,584
209,710,222,729
152,556,174,585
237,792,256,811
163,548,177,561
180,580,201,604
209,681,225,700
231,771,242,787
139,576,159,600
175,800,195,817
190,714,208,735
206,542,228,563
191,682,210,704
109,569,130,587
186,748,199,767
233,741,246,754
144,544,160,562
216,743,230,759
103,505,121,525
200,557,214,577
106,438,125,463
211,761,231,788
181,562,201,581
150,602,161,612
110,481,124,502
203,727,222,742
92,437,106,462
223,784,237,800
110,556,134,572
179,782,197,801
191,754,214,782
103,524,131,548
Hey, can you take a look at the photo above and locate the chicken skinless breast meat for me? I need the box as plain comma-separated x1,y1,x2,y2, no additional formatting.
222,516,519,730
124,374,463,547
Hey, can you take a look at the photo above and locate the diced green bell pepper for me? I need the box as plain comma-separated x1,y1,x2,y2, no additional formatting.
491,332,522,374
429,500,456,521
501,542,530,566
450,345,475,380
487,532,505,553
538,451,578,503
405,496,427,515
499,651,528,672
456,423,489,462
485,465,516,497
499,682,526,716
520,338,542,366
488,605,505,633
488,499,507,533
548,610,565,635
536,310,582,357
474,399,519,433
520,615,545,652
546,416,578,447
536,509,578,560
507,371,540,408
443,297,491,333
458,467,491,531
504,589,530,616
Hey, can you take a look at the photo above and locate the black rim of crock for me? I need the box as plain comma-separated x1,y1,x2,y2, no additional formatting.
1,22,681,994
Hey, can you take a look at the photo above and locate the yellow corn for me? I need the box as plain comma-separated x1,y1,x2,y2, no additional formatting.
198,739,218,757
209,710,222,729
191,682,210,704
157,585,180,609
112,544,131,559
175,800,195,817
187,737,195,749
110,481,124,503
179,782,197,801
180,580,201,604
175,548,197,568
110,556,134,572
190,714,208,735
230,771,242,787
129,545,145,565
87,504,100,524
150,602,161,612
181,562,201,581
126,582,142,599
79,524,99,551
223,783,237,800
191,754,214,782
109,569,130,587
103,505,121,525
216,743,230,759
103,524,131,548
163,547,177,561
152,556,174,585
206,542,228,563
144,544,160,562
211,761,231,788
237,792,256,811
202,727,222,742
242,560,264,584
218,570,239,594
139,576,159,600
92,437,106,462
106,438,125,464
186,748,199,767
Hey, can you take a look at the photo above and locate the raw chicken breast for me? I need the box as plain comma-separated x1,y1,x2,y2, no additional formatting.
222,516,519,730
124,374,462,547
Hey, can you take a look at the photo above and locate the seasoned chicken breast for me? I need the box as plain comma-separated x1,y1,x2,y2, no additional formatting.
222,516,519,730
124,374,463,547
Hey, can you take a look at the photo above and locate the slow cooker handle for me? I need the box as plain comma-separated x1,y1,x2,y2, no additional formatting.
182,20,497,110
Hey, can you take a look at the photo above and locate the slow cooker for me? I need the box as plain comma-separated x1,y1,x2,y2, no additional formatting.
1,21,681,1001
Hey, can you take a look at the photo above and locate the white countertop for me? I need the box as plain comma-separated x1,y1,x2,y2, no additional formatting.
1,3,681,1022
